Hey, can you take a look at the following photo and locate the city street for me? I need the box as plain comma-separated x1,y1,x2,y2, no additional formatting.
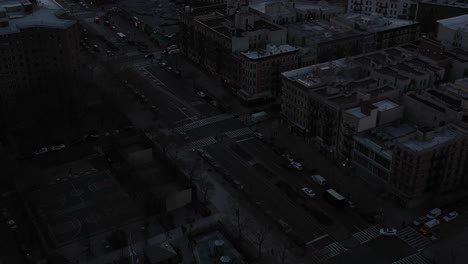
60,1,441,263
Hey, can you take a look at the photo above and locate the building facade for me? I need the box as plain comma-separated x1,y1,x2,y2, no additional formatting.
418,0,468,33
331,13,420,50
237,44,300,102
348,0,418,20
281,45,444,154
180,4,287,84
353,123,468,207
0,1,83,136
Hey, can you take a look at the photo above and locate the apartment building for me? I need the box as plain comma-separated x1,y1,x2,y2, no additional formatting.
348,0,418,20
281,45,444,153
353,123,468,207
287,20,375,66
248,0,345,25
437,14,468,50
339,99,404,166
418,0,468,33
0,0,83,135
180,4,286,82
402,89,464,128
237,44,299,102
331,13,420,50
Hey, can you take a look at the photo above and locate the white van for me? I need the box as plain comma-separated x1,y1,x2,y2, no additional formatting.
311,175,327,186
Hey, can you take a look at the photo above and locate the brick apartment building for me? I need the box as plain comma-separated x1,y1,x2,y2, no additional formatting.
0,0,84,137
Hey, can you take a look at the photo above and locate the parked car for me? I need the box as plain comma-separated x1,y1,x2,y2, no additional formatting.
277,219,292,233
301,187,316,198
167,44,178,50
145,53,155,59
167,49,180,55
51,144,66,151
254,132,264,140
290,161,303,171
379,228,398,236
282,153,294,162
412,215,429,227
443,212,458,222
197,91,206,98
347,200,357,209
311,175,327,186
6,219,18,230
426,208,442,219
33,147,48,155
170,68,181,78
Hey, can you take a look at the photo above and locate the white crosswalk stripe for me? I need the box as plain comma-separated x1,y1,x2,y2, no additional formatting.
398,227,431,251
392,253,429,264
352,225,380,244
174,114,233,133
190,137,217,149
190,101,206,106
313,242,348,263
225,127,253,138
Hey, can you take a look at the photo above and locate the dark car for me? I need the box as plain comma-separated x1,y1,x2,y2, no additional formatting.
170,68,181,78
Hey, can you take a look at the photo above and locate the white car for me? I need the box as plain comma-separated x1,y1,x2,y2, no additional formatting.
282,153,294,162
443,212,458,222
290,161,303,171
33,147,48,155
197,91,206,98
167,49,180,55
167,45,178,50
301,187,316,198
311,175,327,186
379,228,397,236
426,208,442,219
51,144,66,151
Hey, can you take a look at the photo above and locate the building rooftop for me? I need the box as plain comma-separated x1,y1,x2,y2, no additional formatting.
332,13,418,33
438,14,468,32
346,99,399,118
282,45,442,89
0,0,74,35
421,0,468,8
287,20,365,47
356,122,467,157
241,44,298,60
402,124,467,152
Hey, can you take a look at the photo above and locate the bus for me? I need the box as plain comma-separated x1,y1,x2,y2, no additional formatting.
324,189,346,208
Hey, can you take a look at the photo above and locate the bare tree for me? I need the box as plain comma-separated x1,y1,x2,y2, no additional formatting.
254,226,270,259
194,173,214,204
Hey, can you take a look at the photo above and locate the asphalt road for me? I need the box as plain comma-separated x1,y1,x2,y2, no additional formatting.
206,141,327,244
69,0,397,251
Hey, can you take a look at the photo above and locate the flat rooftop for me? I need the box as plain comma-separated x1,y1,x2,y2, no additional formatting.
346,99,400,118
0,5,74,34
332,13,418,32
241,44,298,60
438,14,468,32
402,124,467,152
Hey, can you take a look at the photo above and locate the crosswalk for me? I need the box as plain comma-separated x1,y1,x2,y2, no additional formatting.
352,225,380,244
398,227,431,251
190,101,206,106
190,136,217,149
313,242,348,263
392,253,429,264
174,114,233,133
225,127,253,138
